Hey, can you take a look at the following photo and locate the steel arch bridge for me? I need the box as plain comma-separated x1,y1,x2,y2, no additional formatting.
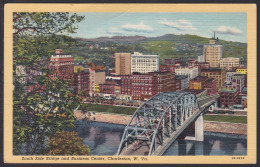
116,91,209,156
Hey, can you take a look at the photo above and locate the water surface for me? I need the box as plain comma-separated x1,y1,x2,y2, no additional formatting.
74,121,247,156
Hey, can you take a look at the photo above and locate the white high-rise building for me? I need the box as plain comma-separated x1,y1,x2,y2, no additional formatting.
220,57,240,70
131,52,159,74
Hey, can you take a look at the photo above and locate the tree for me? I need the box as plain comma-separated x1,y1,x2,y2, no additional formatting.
13,12,84,36
46,131,90,155
13,12,85,155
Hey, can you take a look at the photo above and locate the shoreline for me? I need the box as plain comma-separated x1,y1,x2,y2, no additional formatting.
73,110,247,135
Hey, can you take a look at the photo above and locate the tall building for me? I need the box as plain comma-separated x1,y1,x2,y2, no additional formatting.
219,88,239,108
93,70,106,96
115,53,131,75
131,73,156,100
131,71,175,100
175,75,189,90
201,68,226,91
131,52,159,74
219,57,240,70
74,69,90,95
152,71,175,94
89,68,95,96
121,75,132,96
203,35,223,68
175,66,199,81
204,78,217,95
231,74,245,93
49,49,74,85
225,70,238,85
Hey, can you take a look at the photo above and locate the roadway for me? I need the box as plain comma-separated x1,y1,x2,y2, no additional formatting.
118,94,219,156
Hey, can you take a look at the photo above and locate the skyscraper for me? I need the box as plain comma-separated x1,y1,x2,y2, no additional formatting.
131,52,159,74
49,49,74,86
203,34,223,68
115,53,131,75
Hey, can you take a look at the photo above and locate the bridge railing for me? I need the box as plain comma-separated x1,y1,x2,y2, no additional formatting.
117,92,220,156
198,94,219,109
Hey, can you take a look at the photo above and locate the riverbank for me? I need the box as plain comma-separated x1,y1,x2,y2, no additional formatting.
73,111,247,135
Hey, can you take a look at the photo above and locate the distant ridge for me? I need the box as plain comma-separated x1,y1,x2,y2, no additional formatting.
75,34,246,44
75,35,147,43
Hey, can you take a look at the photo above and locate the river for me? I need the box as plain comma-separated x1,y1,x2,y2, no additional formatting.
74,121,247,156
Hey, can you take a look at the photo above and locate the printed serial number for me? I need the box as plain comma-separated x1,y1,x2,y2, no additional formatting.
232,157,245,159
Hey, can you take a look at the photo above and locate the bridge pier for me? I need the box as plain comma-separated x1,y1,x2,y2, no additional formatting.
184,113,204,141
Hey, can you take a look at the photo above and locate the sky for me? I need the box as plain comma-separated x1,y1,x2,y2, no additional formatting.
70,12,247,43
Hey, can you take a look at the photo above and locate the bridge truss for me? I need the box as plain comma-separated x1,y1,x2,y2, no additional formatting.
116,91,200,156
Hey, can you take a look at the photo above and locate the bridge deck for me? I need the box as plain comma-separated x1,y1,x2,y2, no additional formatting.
120,143,150,156
153,100,216,156
118,94,218,156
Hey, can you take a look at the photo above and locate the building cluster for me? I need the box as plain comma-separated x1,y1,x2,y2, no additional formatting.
16,35,247,110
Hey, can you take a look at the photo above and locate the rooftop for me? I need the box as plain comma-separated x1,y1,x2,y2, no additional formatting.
220,87,237,93
190,76,208,82
95,70,106,73
220,57,240,60
131,52,158,57
184,89,207,95
51,54,73,58
241,87,247,93
205,78,215,83
233,74,245,78
148,71,172,75
201,68,223,72
236,66,247,69
175,75,188,80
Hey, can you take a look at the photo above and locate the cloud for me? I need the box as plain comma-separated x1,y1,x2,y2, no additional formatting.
160,19,196,31
213,26,242,35
107,27,123,35
121,22,153,33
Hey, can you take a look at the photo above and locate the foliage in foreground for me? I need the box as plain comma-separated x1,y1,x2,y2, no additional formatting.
13,12,84,155
46,131,90,155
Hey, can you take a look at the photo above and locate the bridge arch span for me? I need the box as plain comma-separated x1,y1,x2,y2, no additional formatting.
117,91,201,156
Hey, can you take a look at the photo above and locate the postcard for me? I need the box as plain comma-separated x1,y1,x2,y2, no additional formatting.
3,3,257,164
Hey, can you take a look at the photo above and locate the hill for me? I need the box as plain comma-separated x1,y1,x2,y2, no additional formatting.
71,34,247,67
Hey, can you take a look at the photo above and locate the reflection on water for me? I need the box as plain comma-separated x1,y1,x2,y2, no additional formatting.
74,121,125,155
164,134,247,156
74,121,247,156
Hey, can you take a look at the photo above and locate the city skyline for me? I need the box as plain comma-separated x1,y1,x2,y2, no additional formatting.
71,12,247,43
